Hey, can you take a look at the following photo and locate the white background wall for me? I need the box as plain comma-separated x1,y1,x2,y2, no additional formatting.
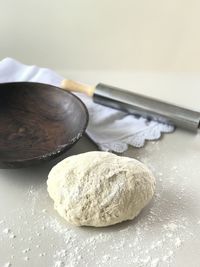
1,0,200,71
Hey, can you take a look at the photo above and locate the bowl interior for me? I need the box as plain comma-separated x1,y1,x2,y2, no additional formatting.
0,82,88,167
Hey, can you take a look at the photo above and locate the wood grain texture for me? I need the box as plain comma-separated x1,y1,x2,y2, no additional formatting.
0,82,88,168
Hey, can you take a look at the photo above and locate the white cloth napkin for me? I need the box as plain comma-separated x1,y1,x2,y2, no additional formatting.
0,58,174,152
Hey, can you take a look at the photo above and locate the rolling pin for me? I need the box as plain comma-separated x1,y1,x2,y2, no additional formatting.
61,79,200,132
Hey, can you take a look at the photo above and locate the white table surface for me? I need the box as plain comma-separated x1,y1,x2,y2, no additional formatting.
0,72,200,267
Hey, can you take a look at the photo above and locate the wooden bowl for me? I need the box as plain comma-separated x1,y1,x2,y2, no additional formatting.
0,82,89,168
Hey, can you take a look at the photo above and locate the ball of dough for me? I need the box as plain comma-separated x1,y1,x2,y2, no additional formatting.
47,151,155,227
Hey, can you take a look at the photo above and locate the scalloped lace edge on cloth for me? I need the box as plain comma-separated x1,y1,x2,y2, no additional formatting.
87,123,174,153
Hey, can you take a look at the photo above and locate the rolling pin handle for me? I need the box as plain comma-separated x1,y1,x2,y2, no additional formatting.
61,79,95,97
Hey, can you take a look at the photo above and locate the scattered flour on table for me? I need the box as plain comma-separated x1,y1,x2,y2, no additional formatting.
0,174,193,267
22,248,30,253
45,177,191,267
0,143,199,267
44,147,198,267
2,228,11,234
